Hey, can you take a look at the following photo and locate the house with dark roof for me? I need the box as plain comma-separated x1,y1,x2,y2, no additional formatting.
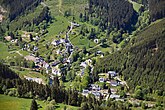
82,89,89,96
92,91,101,99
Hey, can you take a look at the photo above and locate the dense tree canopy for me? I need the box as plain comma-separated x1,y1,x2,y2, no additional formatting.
0,0,42,20
88,0,138,30
94,19,165,92
148,0,165,21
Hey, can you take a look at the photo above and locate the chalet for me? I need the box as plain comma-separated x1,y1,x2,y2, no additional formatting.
51,40,60,46
110,88,117,94
33,36,40,41
62,58,68,63
100,54,104,58
80,62,87,68
11,39,18,43
27,44,31,48
66,59,71,63
92,91,101,99
52,68,61,76
51,61,60,67
90,84,100,91
34,58,40,64
108,71,117,77
65,43,72,53
110,94,120,99
80,68,85,76
71,22,80,27
33,46,38,52
94,39,99,43
96,51,102,54
60,38,66,43
43,62,51,70
33,66,40,72
56,49,61,54
82,89,89,96
99,78,105,82
116,99,124,101
110,80,119,86
85,59,92,66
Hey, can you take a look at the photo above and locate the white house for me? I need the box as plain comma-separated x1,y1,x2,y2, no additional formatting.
94,39,99,43
110,94,120,99
56,49,61,54
110,88,117,94
108,71,117,77
92,91,101,99
91,84,100,91
110,80,119,86
43,62,50,70
60,38,66,43
85,59,92,66
80,62,87,68
99,78,105,82
51,40,60,46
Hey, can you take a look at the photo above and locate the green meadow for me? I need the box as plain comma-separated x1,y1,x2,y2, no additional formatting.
0,94,79,110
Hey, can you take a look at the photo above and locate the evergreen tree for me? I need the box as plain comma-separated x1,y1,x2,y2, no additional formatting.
30,99,38,110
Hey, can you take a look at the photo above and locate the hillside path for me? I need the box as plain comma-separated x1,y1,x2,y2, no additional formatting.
58,0,64,15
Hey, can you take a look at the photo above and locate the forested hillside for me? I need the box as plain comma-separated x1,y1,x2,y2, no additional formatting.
149,0,165,21
0,62,19,79
0,0,42,20
88,0,137,30
132,0,148,5
94,19,165,92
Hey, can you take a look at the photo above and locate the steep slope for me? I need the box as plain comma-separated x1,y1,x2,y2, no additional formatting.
94,19,165,92
0,0,42,21
88,0,137,30
149,0,165,21
0,62,19,79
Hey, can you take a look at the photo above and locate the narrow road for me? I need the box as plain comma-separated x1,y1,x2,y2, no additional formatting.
41,2,47,7
9,50,23,57
115,76,129,89
16,51,23,57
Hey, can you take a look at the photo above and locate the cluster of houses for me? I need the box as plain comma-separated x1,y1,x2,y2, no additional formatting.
23,23,80,77
25,54,63,77
22,43,39,52
82,71,125,101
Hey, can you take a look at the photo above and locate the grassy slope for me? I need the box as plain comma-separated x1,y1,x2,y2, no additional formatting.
0,94,46,110
45,0,88,38
0,94,79,110
128,0,142,12
9,5,44,31
0,42,10,59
